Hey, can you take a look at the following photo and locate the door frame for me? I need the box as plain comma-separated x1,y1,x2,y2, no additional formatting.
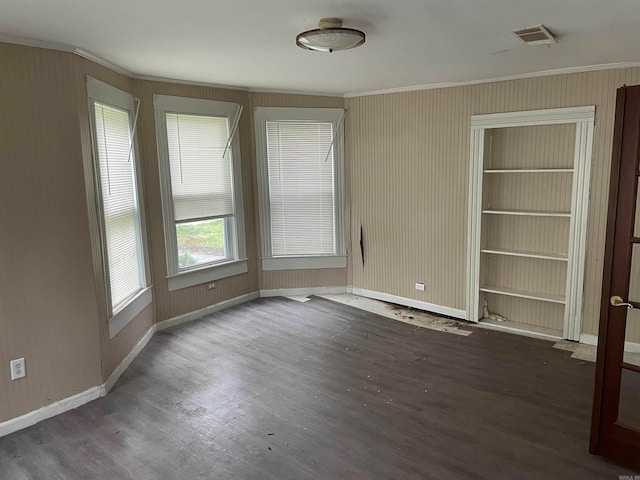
466,106,596,340
590,85,640,469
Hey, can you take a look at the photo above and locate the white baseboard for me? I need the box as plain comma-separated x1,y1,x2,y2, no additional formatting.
156,292,260,332
104,324,156,393
351,288,467,320
0,291,261,438
580,333,640,353
259,286,349,297
0,386,103,438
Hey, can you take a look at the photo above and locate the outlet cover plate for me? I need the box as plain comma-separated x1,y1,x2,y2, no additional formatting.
415,282,425,291
10,358,26,380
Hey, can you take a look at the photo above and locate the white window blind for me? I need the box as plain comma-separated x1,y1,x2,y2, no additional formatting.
94,102,144,309
265,120,335,256
165,113,233,223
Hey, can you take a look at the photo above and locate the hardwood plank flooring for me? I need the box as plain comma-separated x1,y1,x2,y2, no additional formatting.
0,296,636,479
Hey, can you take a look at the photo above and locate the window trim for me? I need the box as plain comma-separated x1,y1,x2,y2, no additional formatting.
254,107,347,271
154,94,247,291
86,77,151,338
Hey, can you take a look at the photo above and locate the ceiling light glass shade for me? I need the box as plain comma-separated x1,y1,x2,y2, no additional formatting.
296,18,365,53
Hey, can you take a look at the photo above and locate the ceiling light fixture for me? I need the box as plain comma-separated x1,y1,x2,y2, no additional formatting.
296,18,365,53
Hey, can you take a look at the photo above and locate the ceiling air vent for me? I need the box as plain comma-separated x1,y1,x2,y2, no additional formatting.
512,25,557,45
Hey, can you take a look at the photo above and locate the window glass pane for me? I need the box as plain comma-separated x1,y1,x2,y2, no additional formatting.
624,309,640,367
176,218,227,269
266,121,335,256
94,102,144,309
618,368,640,429
165,113,233,222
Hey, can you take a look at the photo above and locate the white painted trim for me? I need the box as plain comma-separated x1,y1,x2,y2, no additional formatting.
85,76,152,335
564,119,595,341
466,126,485,322
108,287,153,338
74,48,132,77
167,259,248,292
0,33,78,53
344,63,640,98
471,106,596,129
254,107,347,265
260,286,349,297
579,333,640,354
352,288,466,320
154,95,248,286
156,292,260,331
466,106,595,339
261,256,347,271
0,386,103,438
134,74,249,92
248,87,343,98
0,291,262,438
104,323,156,392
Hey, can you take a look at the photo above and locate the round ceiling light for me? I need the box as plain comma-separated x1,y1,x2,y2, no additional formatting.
296,18,365,53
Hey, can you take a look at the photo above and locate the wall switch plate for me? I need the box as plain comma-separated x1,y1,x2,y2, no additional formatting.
206,283,216,290
10,358,26,380
415,282,425,291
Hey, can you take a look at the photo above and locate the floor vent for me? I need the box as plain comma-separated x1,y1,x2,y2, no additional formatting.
512,25,557,45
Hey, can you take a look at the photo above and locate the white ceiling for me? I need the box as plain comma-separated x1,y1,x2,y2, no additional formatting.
2,0,640,96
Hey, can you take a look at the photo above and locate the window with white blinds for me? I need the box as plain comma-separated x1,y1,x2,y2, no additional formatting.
266,121,335,256
165,113,233,222
94,102,144,309
86,77,151,338
255,107,346,271
154,95,248,291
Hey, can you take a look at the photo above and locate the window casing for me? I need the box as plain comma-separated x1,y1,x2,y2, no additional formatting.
254,107,346,271
86,78,151,338
154,95,247,291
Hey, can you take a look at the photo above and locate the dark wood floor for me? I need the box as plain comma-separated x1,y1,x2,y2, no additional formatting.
0,296,636,479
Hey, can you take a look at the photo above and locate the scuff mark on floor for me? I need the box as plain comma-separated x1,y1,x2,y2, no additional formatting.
319,294,472,336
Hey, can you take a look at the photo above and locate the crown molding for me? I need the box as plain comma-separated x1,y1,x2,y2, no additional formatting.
248,87,343,98
344,62,640,98
3,32,640,100
134,74,249,92
0,32,76,53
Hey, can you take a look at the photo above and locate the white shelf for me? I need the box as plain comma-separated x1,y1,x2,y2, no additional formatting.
481,248,568,261
480,286,566,304
484,168,574,173
482,209,571,218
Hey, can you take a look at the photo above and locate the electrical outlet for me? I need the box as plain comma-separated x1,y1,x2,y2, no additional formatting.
10,358,26,380
206,283,216,290
415,282,425,291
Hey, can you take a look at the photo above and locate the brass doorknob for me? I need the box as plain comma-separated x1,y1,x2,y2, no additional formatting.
610,295,634,309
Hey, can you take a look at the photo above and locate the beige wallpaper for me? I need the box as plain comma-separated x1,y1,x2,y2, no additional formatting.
346,67,640,337
0,44,102,421
249,92,348,290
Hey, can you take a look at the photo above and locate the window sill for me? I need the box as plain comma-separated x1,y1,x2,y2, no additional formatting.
167,259,248,291
261,255,347,271
108,287,153,338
